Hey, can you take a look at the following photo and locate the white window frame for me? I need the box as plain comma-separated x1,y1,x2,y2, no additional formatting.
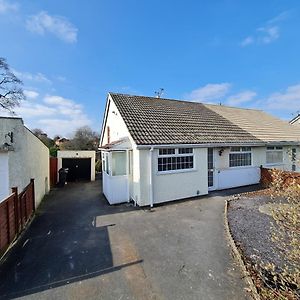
157,148,195,174
266,146,284,165
229,146,252,168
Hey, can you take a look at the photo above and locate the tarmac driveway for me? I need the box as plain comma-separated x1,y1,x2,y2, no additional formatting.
0,180,255,300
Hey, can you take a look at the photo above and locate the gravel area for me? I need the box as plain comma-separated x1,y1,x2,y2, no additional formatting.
227,194,284,268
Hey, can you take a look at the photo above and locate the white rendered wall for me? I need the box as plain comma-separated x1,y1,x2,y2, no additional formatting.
135,148,208,206
57,150,96,181
101,98,133,146
0,118,50,206
0,152,9,201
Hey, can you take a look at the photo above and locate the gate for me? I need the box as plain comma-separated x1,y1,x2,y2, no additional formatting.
50,157,58,187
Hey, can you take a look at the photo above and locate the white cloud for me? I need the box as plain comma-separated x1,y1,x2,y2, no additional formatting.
240,12,287,47
240,36,254,47
267,11,290,24
26,11,78,43
24,90,39,99
226,91,257,106
0,0,18,14
44,95,75,107
14,103,56,117
0,93,91,137
38,116,91,137
265,83,300,111
258,26,279,44
185,83,231,103
13,69,52,84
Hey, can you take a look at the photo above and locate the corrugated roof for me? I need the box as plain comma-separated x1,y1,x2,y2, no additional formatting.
109,93,264,145
205,104,300,143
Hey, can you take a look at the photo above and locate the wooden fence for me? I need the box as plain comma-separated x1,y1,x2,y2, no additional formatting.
0,179,35,256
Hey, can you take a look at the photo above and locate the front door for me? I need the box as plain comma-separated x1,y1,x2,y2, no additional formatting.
208,148,216,190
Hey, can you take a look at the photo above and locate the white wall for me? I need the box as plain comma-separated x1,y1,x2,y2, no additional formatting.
57,150,96,181
0,152,9,201
101,97,133,146
0,118,49,206
134,148,208,206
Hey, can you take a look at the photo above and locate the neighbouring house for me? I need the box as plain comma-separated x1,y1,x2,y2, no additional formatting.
54,137,70,147
289,113,300,125
0,117,50,206
57,151,96,182
99,93,300,206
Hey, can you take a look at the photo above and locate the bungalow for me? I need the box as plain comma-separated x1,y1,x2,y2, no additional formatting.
100,93,300,206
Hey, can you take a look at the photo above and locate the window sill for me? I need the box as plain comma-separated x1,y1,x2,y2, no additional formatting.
265,163,284,167
228,165,253,169
156,168,197,175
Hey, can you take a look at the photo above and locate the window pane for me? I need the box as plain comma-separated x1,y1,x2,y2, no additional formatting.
112,151,126,176
241,147,251,152
158,155,194,172
229,153,251,167
159,148,175,155
230,147,240,152
266,151,283,164
105,153,110,174
179,148,193,154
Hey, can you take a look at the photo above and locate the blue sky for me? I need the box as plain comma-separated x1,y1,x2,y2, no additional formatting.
0,0,300,137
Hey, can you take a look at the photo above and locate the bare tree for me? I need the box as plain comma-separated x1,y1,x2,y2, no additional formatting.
32,128,54,148
62,126,99,150
0,57,25,112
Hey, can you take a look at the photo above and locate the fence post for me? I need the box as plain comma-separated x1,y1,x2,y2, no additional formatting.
30,178,35,212
12,187,19,234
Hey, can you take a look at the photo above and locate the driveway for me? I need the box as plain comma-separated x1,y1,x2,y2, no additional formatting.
0,180,257,300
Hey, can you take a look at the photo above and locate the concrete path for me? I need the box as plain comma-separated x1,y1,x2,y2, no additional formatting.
0,180,256,300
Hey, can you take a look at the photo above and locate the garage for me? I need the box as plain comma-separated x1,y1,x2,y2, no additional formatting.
57,151,96,183
62,158,91,181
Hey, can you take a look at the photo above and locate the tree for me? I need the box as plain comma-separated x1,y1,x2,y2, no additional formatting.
0,57,25,112
62,126,99,151
32,128,55,148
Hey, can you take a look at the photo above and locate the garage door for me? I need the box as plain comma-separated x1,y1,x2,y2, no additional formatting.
62,158,91,182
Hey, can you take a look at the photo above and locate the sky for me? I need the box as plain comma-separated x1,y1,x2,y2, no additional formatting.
0,0,300,137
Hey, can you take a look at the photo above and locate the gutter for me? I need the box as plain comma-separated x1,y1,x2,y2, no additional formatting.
136,141,300,150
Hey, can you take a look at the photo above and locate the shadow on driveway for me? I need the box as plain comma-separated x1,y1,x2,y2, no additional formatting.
0,180,141,299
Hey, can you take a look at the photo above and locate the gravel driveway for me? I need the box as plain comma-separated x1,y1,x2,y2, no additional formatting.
227,193,284,267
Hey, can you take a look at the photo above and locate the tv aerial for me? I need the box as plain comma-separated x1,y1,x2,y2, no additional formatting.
155,88,164,98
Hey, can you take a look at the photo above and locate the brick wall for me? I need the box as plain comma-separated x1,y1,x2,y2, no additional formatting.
260,167,300,188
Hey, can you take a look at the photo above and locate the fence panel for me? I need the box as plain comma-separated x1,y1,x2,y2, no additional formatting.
0,179,35,256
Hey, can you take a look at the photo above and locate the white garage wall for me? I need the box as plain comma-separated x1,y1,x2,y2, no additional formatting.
57,150,96,181
0,118,50,207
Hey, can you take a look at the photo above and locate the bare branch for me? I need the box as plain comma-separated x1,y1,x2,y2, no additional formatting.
0,57,25,112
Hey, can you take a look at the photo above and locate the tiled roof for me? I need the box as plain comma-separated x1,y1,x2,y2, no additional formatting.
206,104,300,143
109,93,264,145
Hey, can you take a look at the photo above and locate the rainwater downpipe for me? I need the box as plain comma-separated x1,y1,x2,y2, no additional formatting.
149,147,154,207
